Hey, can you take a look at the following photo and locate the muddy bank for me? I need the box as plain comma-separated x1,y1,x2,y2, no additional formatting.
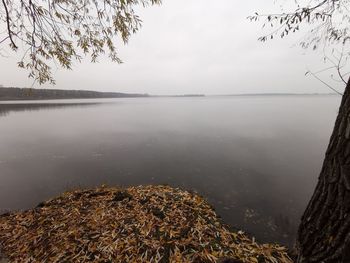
0,185,292,262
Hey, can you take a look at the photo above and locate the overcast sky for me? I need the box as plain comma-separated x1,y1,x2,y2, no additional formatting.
0,0,346,95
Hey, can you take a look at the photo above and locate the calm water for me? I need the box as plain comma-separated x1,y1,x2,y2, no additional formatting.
0,95,341,246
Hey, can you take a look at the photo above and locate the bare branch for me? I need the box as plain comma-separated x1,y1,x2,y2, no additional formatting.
306,69,344,95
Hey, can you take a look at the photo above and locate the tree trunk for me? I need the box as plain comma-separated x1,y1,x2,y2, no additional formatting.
297,80,350,263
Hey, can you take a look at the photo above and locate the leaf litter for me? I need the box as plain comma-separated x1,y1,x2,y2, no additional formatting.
0,185,293,262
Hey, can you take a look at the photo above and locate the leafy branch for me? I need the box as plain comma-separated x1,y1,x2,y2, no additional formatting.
249,0,350,94
0,0,161,84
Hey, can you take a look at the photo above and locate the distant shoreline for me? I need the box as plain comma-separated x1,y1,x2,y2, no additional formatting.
210,93,339,97
0,87,149,101
0,86,340,101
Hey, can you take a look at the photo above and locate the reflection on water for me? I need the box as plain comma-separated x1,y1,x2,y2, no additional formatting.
0,102,103,117
0,96,341,246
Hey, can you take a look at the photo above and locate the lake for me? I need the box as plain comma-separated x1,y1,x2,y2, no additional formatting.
0,95,341,246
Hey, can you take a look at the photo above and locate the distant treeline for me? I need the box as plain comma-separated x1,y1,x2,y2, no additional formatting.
0,87,149,100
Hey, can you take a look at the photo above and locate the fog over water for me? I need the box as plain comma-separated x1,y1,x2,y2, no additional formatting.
0,95,341,245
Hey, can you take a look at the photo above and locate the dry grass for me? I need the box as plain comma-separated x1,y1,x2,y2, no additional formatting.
0,185,293,262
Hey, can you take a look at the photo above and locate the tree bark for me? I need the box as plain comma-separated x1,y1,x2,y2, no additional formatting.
297,80,350,263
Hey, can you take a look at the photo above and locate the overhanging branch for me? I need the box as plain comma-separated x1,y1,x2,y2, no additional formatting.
1,0,17,49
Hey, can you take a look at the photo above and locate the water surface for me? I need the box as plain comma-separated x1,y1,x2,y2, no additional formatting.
0,95,341,246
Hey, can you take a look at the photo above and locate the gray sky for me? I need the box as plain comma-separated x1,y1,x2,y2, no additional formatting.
0,0,346,95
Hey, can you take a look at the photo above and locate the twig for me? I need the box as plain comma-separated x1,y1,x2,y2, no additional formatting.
307,70,344,95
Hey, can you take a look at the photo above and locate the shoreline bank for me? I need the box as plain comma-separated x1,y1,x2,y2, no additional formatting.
0,185,293,262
